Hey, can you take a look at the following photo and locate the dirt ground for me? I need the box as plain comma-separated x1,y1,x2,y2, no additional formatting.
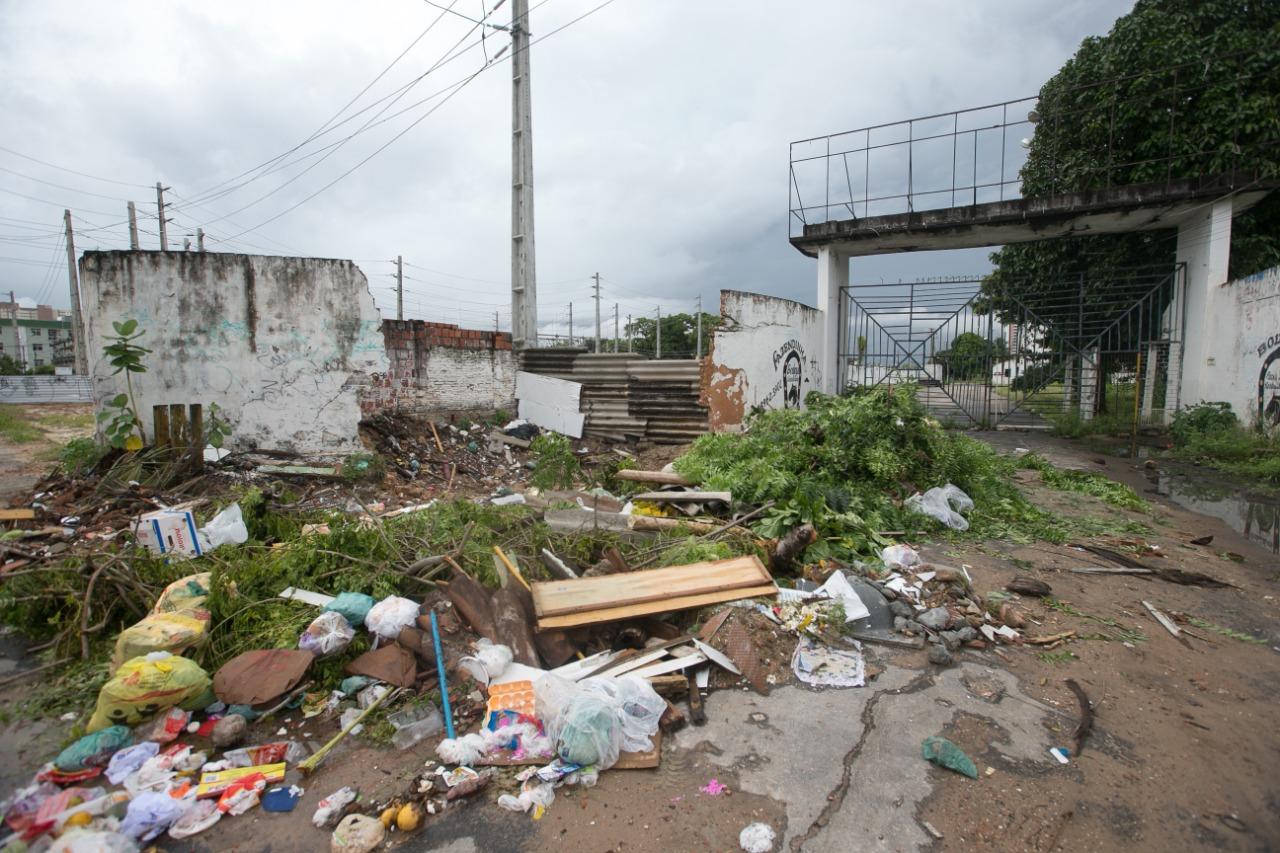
1,428,1277,852
0,403,93,502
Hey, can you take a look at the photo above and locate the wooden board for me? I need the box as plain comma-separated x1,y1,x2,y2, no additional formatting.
615,470,691,486
537,583,779,630
631,491,732,504
0,508,36,521
532,556,770,619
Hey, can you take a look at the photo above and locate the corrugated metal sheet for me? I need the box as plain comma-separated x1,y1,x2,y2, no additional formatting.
518,352,708,444
0,375,92,403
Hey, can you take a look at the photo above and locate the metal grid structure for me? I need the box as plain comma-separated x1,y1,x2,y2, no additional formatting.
838,266,1186,429
789,52,1276,236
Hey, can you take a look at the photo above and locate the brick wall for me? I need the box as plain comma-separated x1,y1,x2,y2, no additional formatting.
362,320,516,418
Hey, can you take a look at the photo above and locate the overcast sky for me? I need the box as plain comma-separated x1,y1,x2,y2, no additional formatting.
0,0,1131,334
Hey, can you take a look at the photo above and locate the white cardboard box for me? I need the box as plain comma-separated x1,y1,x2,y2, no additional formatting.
133,509,204,557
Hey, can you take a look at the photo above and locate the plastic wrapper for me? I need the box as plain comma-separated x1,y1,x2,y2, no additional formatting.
739,822,776,853
105,742,159,785
144,707,190,743
198,502,249,551
3,781,60,837
363,596,420,640
49,830,140,853
151,573,211,614
299,611,355,657
28,786,102,840
311,786,357,828
880,543,921,570
53,726,132,772
216,772,266,815
330,813,385,853
324,593,376,628
119,791,189,842
167,799,221,839
88,652,211,732
49,791,130,837
457,638,514,686
435,733,486,766
111,610,209,673
904,483,973,531
586,676,664,753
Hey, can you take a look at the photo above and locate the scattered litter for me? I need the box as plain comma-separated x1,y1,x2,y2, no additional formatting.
700,778,729,796
921,736,978,779
312,786,358,828
739,822,776,852
1049,747,1070,764
791,637,866,688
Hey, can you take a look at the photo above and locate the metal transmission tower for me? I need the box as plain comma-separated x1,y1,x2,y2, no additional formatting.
510,0,538,349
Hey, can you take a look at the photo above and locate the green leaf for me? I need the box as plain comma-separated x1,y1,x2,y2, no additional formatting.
110,393,129,408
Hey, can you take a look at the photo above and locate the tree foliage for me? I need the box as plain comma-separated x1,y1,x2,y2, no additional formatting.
985,0,1280,302
932,332,1008,381
625,311,722,358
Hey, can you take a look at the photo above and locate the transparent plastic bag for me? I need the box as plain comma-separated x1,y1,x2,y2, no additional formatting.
535,675,625,769
904,483,972,531
363,596,420,640
581,676,664,753
198,503,248,551
299,611,355,657
879,543,921,570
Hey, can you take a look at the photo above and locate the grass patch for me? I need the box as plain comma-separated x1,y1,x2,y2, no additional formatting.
37,410,95,430
1035,650,1077,665
1187,617,1267,644
1167,402,1280,483
1044,597,1146,643
1017,453,1148,511
0,404,42,443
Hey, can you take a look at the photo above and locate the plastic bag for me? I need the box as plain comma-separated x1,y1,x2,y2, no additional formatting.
151,573,211,614
740,822,776,853
87,652,211,732
49,791,130,837
312,786,357,828
904,483,973,531
54,726,132,772
2,781,60,836
29,786,102,839
921,735,978,778
299,611,355,657
49,830,140,853
105,742,159,785
324,592,376,628
167,799,221,839
457,638,514,686
880,543,921,570
581,676,664,753
119,791,189,842
331,813,385,853
198,503,248,551
363,596,420,640
216,772,266,815
110,610,209,672
144,707,190,743
556,694,621,767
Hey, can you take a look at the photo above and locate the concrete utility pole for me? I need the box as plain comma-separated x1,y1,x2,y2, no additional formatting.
656,306,662,359
155,182,169,251
696,294,702,359
592,272,601,353
568,302,574,346
627,314,632,353
509,0,538,349
8,291,24,372
396,255,404,321
63,211,87,375
494,311,499,332
196,228,205,252
614,303,619,353
127,202,139,250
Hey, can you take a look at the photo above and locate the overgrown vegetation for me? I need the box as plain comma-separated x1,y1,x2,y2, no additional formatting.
1169,402,1280,483
0,404,42,444
530,433,581,490
97,319,150,450
1017,453,1148,510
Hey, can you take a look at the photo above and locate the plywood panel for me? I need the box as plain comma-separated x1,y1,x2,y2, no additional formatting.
537,583,779,630
532,556,770,618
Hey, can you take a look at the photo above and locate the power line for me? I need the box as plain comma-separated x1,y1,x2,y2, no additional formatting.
0,144,151,189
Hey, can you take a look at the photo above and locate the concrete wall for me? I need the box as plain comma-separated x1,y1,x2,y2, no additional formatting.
366,320,515,420
702,290,824,431
1194,264,1280,427
80,251,388,455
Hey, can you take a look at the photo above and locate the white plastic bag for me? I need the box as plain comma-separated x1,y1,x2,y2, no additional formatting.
583,676,665,753
457,638,513,686
105,742,159,785
312,786,357,828
168,800,222,839
740,822,777,853
119,791,190,842
534,674,624,769
904,483,972,531
198,503,249,551
50,830,140,853
331,813,385,853
364,596,420,640
880,543,921,570
299,611,355,657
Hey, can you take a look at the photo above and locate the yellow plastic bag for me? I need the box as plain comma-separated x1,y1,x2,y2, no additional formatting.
110,610,209,673
88,653,211,732
152,573,212,614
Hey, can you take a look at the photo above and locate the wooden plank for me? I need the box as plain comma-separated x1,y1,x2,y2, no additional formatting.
0,509,36,521
630,516,718,534
632,491,732,504
629,651,708,679
1142,600,1183,639
615,469,691,486
532,556,770,618
537,583,779,630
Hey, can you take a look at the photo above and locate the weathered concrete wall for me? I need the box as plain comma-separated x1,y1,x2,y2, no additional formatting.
702,290,824,431
1195,264,1280,427
80,251,388,455
365,320,514,420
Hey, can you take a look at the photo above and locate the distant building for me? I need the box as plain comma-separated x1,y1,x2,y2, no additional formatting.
0,301,74,370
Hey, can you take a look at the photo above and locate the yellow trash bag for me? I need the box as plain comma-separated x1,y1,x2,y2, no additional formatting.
110,610,210,673
152,573,212,614
88,652,211,732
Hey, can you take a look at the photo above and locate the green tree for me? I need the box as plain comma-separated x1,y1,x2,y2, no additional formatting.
932,332,1008,381
0,355,21,376
985,0,1280,303
624,312,722,359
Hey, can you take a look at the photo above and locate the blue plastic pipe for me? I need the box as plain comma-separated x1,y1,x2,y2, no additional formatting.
429,609,455,739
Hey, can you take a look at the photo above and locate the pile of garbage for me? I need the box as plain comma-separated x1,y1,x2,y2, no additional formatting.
360,412,539,493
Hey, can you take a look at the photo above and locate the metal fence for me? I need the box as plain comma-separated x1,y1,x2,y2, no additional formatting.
0,375,92,404
789,52,1277,235
839,266,1185,430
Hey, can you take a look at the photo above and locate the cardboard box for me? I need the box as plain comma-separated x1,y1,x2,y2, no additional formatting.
196,763,286,798
133,509,204,558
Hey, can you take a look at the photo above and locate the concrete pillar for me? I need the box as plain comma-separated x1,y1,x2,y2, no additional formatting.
1175,197,1234,409
816,246,848,394
1079,348,1098,420
1062,359,1075,412
1140,342,1160,422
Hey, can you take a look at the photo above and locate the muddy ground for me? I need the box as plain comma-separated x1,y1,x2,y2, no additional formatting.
1,427,1277,852
0,403,92,501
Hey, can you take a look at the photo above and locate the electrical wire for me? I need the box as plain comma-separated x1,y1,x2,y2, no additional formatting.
0,144,152,189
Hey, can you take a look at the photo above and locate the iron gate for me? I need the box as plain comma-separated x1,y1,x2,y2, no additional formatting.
838,266,1185,428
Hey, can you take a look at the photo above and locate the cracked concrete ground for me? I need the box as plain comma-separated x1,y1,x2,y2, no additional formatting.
674,659,1057,852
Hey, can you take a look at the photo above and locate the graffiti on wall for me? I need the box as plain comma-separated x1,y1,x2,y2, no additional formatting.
764,340,806,409
1258,337,1280,426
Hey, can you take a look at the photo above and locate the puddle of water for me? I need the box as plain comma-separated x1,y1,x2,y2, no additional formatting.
1149,469,1280,553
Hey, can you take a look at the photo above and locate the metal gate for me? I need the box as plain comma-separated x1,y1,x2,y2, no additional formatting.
838,266,1185,428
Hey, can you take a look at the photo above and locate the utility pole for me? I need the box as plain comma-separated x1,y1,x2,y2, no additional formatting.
63,210,87,375
592,272,601,354
568,302,574,347
155,182,169,251
494,311,499,333
656,307,662,359
127,202,139,250
8,291,24,373
614,303,619,353
696,294,703,359
196,228,205,252
396,255,404,321
510,0,537,349
627,314,632,353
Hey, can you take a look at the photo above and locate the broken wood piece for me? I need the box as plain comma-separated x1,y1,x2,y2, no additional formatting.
1064,678,1093,756
693,639,741,675
697,609,732,641
603,546,630,574
1005,575,1052,597
770,523,817,573
1141,600,1183,640
0,508,36,521
444,568,498,642
659,699,687,733
645,674,688,697
1025,630,1076,645
1069,566,1153,576
537,584,779,630
279,587,336,608
488,429,531,449
429,421,444,453
631,490,732,504
615,469,691,486
492,584,540,667
257,464,339,478
539,548,578,580
686,671,706,726
629,651,708,679
630,515,718,534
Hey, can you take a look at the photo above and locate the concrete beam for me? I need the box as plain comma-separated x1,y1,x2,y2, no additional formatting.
790,177,1274,258
815,247,847,394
